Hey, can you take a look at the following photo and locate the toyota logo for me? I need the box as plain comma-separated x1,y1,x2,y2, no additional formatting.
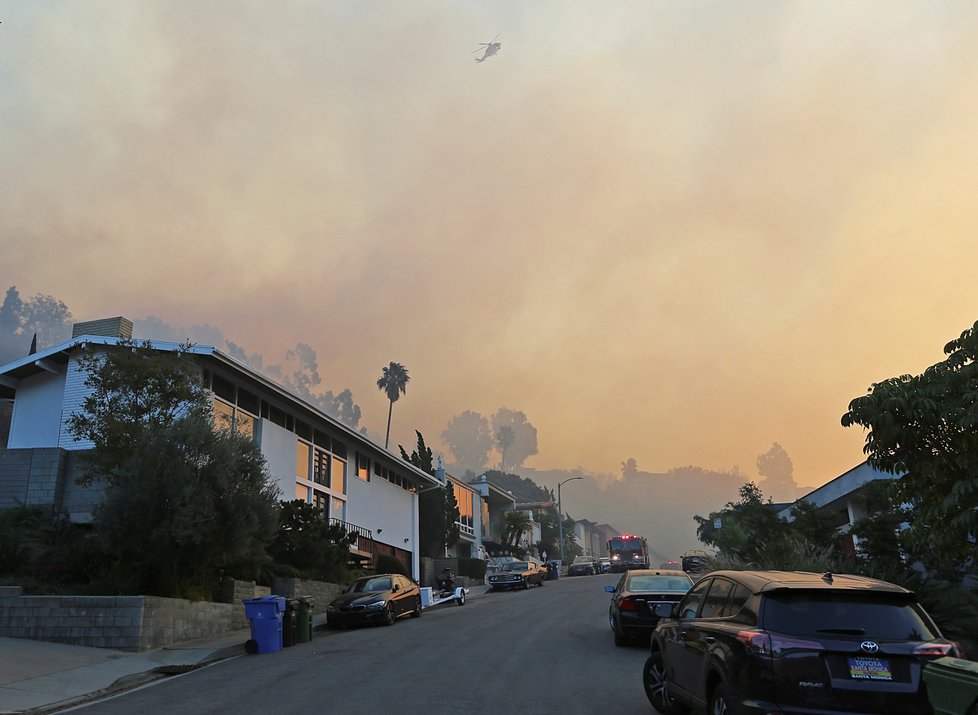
860,641,880,654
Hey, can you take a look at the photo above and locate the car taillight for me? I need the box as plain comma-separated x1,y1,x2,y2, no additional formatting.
914,641,960,657
620,597,637,612
737,630,824,655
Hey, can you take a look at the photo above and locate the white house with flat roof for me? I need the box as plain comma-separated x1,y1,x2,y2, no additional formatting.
0,317,440,580
777,461,903,556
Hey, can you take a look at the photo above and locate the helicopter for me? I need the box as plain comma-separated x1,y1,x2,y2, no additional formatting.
474,34,501,63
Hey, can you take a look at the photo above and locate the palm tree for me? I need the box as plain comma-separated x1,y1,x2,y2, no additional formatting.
377,362,410,449
502,510,533,551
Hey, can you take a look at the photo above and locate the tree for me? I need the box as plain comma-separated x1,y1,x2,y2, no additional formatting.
269,500,357,582
490,408,538,470
0,285,72,364
441,410,493,471
501,510,533,553
400,431,459,557
66,341,279,598
495,425,514,471
694,482,791,563
842,319,978,577
756,442,796,501
67,340,210,484
377,362,410,449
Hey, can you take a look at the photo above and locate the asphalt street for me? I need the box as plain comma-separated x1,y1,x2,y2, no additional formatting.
70,571,653,715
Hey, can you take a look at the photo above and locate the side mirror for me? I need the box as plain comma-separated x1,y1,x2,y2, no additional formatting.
651,602,675,619
604,585,615,593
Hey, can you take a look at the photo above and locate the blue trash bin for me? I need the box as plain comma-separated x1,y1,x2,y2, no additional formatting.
242,596,286,654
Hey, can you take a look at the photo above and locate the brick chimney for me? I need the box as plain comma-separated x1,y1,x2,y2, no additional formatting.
71,316,134,339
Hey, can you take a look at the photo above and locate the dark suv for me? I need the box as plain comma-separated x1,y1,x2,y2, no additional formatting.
643,570,960,715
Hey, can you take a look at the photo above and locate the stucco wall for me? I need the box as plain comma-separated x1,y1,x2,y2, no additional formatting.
347,474,418,576
7,371,66,449
257,418,298,500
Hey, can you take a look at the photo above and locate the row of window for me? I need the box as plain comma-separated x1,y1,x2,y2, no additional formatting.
453,483,475,535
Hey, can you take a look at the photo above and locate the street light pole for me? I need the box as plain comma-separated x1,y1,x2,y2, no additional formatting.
557,476,583,569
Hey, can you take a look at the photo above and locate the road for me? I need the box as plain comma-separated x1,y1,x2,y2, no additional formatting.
74,571,654,714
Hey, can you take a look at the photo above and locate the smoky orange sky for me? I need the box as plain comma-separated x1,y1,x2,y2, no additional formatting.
3,2,978,499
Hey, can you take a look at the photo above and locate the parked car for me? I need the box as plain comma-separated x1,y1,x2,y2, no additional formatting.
568,556,599,576
643,570,961,715
597,557,612,573
679,549,709,574
487,559,546,591
326,574,422,628
606,569,692,646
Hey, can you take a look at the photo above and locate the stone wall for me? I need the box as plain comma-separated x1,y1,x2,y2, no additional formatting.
141,596,233,650
0,588,235,652
271,577,343,613
216,578,271,629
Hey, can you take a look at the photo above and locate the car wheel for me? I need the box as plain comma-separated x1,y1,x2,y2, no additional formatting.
709,681,734,715
643,651,689,714
522,580,530,590
410,596,422,618
612,615,628,647
382,603,396,626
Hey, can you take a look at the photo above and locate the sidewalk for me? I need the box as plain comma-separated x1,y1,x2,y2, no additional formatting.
0,625,251,714
0,588,488,714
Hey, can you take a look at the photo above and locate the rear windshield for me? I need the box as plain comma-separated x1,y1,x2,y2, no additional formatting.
762,591,939,641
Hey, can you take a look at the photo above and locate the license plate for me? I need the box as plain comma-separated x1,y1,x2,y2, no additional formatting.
848,657,892,681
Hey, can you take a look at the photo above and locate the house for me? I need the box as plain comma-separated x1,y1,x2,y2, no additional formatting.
574,518,603,557
0,317,441,580
468,474,518,556
777,461,902,556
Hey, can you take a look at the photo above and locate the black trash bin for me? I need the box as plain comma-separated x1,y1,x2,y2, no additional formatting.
296,596,315,643
282,598,299,647
547,561,559,581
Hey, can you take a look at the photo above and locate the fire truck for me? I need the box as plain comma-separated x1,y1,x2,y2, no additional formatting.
607,534,650,572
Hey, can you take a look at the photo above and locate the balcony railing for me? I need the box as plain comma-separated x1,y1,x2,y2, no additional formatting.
329,517,372,542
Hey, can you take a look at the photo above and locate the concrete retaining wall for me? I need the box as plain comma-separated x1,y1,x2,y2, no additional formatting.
0,590,235,652
271,577,343,614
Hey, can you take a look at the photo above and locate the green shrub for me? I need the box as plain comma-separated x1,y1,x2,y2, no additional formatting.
374,553,408,575
457,557,486,580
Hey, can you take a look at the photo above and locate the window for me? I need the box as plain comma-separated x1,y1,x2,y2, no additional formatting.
295,419,312,441
332,456,347,495
214,399,235,432
212,373,235,401
356,453,370,482
700,578,734,619
721,583,752,619
679,578,712,619
453,483,475,535
331,496,345,522
313,491,328,516
295,483,309,501
313,449,330,487
296,441,311,480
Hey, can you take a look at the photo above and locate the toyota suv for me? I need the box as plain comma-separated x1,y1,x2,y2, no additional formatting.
643,570,960,715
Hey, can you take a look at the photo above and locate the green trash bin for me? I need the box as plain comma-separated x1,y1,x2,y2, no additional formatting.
296,595,316,643
923,657,978,715
282,598,299,647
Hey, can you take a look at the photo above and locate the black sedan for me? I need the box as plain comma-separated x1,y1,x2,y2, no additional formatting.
567,556,599,576
605,569,692,646
326,573,422,628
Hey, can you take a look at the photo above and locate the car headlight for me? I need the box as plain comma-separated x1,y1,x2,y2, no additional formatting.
364,600,386,610
327,605,337,612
